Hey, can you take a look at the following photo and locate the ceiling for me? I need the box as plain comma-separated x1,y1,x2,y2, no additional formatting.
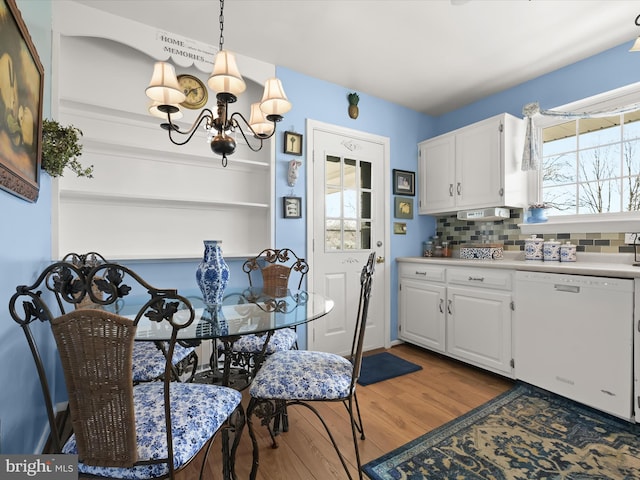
73,0,640,116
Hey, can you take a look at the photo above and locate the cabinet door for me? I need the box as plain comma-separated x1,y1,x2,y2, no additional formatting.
446,285,512,375
399,279,446,353
418,135,455,214
455,117,503,209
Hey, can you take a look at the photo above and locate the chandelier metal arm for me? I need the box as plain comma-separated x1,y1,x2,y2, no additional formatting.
162,109,215,147
229,111,276,153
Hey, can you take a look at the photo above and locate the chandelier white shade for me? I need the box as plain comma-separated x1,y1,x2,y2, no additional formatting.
260,78,292,117
248,103,274,137
145,62,185,105
208,50,247,97
148,100,183,120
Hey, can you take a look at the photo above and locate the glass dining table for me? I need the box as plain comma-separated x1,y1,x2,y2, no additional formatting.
129,287,335,388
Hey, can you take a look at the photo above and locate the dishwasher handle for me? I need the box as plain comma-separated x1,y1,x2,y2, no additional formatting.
554,284,580,293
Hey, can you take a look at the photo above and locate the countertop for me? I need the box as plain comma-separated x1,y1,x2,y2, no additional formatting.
397,252,640,279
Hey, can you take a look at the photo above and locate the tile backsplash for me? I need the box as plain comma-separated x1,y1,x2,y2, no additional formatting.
434,209,634,255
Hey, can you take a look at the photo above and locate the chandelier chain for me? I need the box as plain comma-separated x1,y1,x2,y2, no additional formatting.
218,0,225,52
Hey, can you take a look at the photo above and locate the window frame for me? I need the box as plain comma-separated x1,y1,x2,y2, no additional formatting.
520,82,640,235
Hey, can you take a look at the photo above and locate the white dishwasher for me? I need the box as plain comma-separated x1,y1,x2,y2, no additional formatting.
514,271,634,421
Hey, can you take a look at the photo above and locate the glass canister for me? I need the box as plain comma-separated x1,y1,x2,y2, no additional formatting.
524,235,544,261
543,238,561,261
423,241,434,257
560,241,577,262
442,241,451,257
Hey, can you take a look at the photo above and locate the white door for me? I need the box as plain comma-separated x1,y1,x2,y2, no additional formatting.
306,120,389,355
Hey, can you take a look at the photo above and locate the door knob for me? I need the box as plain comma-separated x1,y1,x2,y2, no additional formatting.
376,256,385,264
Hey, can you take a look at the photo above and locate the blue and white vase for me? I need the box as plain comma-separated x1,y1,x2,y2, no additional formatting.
196,240,230,306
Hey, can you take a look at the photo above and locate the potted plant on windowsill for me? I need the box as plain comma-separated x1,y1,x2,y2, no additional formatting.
41,119,93,178
526,202,550,223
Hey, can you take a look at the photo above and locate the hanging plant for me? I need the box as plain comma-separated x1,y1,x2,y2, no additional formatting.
41,119,93,178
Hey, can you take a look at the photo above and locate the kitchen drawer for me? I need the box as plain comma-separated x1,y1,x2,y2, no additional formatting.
447,267,512,290
399,263,446,283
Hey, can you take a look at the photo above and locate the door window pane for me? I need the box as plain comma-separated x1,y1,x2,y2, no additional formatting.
324,155,373,251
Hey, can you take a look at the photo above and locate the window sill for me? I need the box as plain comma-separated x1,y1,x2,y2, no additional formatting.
519,212,640,234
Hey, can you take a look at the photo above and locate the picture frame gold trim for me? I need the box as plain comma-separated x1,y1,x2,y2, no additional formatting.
0,0,44,202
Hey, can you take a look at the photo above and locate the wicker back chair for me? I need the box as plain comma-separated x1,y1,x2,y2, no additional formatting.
246,252,376,480
217,248,310,386
243,248,309,298
63,252,199,383
10,261,244,479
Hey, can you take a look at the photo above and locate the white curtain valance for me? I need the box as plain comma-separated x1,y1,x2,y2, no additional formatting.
520,101,640,171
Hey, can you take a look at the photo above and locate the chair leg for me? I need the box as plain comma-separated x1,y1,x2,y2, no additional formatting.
352,391,366,440
246,398,262,480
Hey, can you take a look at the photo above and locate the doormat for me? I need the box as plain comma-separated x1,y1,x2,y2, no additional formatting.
363,382,640,479
357,352,422,386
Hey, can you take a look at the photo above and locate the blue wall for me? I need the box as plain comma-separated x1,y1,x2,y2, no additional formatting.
3,1,639,454
1,0,52,455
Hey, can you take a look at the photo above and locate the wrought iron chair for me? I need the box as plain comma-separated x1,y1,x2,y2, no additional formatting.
246,252,376,480
64,251,199,383
216,248,309,380
10,260,244,479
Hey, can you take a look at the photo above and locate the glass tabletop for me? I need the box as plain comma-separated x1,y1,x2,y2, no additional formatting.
132,287,334,342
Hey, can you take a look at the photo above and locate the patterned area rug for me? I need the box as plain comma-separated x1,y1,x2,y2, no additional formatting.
363,383,640,479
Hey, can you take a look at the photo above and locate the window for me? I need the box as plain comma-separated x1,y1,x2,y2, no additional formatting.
538,83,640,223
541,111,640,215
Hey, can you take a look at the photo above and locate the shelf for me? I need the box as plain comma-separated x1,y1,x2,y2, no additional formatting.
59,190,269,210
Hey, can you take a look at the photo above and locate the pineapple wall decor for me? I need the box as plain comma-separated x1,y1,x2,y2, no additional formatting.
348,92,359,119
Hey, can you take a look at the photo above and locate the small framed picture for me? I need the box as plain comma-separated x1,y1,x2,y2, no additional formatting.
393,169,415,196
284,131,303,155
283,196,302,218
394,196,413,219
393,222,407,235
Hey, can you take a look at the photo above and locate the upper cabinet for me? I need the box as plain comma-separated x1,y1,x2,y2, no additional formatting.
418,113,526,215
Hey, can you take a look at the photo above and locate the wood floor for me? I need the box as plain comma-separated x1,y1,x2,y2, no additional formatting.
209,343,514,480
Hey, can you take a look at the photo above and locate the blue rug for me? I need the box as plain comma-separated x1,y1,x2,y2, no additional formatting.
357,352,422,386
363,382,640,479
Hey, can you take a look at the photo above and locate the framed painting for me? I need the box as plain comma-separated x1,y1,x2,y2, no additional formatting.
0,0,44,202
283,196,302,218
393,169,415,196
394,196,413,219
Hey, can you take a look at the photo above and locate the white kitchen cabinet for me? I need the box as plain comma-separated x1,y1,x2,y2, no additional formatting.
446,285,512,375
418,113,526,215
398,266,446,353
398,262,514,377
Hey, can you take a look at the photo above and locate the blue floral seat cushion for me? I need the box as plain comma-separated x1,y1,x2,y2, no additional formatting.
220,328,297,354
62,382,241,479
250,350,353,401
132,342,195,382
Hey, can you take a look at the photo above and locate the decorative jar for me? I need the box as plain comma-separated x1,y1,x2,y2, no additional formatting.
524,235,544,261
195,240,230,306
560,241,577,262
543,239,561,261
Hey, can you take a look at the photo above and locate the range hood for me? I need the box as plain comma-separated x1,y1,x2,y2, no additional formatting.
456,207,510,221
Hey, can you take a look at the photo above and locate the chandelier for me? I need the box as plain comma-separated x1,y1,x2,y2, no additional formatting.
145,0,291,167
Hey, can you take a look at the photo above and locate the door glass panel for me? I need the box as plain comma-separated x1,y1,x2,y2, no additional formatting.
344,220,357,249
325,219,341,251
324,155,373,251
